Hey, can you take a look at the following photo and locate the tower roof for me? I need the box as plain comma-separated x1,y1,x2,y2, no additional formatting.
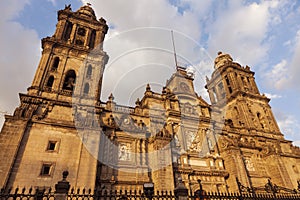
214,51,233,69
76,4,96,20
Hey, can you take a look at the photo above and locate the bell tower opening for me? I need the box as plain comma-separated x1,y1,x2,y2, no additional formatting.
63,70,76,92
46,76,54,88
63,21,73,42
51,57,59,71
89,29,96,49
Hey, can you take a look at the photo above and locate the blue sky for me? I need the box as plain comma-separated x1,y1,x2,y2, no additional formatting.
1,0,300,145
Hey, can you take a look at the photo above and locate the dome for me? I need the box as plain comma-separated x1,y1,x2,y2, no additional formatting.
214,51,233,69
76,4,96,19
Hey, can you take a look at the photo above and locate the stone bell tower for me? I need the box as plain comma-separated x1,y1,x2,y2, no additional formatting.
28,3,108,102
205,52,293,191
206,52,280,133
0,4,108,189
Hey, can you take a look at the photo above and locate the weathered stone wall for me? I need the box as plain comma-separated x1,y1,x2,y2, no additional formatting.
0,117,28,188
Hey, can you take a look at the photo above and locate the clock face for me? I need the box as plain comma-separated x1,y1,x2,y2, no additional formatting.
180,82,189,91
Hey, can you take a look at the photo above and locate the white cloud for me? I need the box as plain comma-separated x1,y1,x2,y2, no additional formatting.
0,0,30,21
288,30,300,90
81,0,213,105
293,140,300,147
264,59,289,89
265,29,300,90
264,93,282,99
0,0,40,128
206,0,283,67
276,111,300,139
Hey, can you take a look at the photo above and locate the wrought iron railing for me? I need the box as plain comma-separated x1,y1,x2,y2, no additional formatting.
2,172,300,200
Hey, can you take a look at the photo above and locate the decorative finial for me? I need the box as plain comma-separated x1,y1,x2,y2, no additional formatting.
64,4,71,10
86,2,92,6
135,98,140,105
108,93,114,101
146,83,151,91
218,51,222,55
205,76,209,82
62,170,69,180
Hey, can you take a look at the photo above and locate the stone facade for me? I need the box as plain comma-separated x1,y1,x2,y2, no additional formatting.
0,4,300,194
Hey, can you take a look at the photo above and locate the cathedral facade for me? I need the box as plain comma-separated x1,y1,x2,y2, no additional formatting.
0,4,300,193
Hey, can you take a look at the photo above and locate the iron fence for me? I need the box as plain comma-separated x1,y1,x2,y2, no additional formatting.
2,187,300,200
2,171,300,200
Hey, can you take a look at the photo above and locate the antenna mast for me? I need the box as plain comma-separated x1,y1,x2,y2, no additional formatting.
171,30,178,70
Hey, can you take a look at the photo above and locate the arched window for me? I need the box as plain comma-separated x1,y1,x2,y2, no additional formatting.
63,21,73,41
86,65,92,78
51,57,59,71
46,76,54,88
63,70,76,91
21,109,26,118
89,29,96,49
84,83,89,94
225,75,232,93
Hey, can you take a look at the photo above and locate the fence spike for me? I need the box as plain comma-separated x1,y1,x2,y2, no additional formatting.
83,187,86,194
88,188,91,194
28,187,32,194
22,187,26,194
